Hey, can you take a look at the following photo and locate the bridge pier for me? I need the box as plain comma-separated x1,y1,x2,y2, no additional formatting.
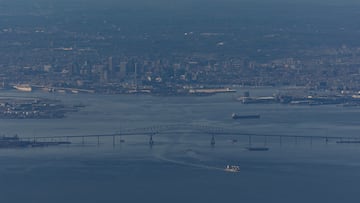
211,135,215,147
119,135,125,143
264,135,267,146
149,134,154,146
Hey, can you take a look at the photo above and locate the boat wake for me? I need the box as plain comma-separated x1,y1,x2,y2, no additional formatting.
153,153,224,172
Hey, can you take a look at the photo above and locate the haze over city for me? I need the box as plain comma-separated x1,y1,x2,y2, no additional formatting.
0,1,360,203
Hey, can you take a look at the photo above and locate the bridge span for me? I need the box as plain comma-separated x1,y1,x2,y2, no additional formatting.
22,124,360,147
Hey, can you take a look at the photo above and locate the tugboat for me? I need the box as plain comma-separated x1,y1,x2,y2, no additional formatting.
224,165,240,173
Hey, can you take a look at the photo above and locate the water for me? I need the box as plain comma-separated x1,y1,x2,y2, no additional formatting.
0,89,360,203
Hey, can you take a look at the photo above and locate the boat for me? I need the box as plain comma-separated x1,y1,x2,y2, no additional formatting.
232,113,260,119
13,85,32,92
336,140,360,144
224,165,240,172
247,147,269,151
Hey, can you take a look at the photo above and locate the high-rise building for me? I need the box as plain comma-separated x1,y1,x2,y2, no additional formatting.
100,70,108,83
119,61,127,77
134,63,138,88
108,56,113,73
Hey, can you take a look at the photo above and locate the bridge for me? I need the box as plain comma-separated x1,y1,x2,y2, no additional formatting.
23,124,360,148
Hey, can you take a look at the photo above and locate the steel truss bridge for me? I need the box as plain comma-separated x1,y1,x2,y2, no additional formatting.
25,124,360,147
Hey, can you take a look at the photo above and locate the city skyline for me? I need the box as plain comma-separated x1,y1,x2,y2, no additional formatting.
1,1,360,203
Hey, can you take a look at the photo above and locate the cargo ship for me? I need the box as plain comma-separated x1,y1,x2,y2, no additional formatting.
246,147,269,151
336,140,360,144
232,113,260,119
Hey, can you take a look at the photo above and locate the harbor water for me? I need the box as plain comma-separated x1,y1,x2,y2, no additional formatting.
0,88,360,203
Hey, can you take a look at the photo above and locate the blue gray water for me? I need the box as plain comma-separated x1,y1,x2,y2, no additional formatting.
1,88,360,203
